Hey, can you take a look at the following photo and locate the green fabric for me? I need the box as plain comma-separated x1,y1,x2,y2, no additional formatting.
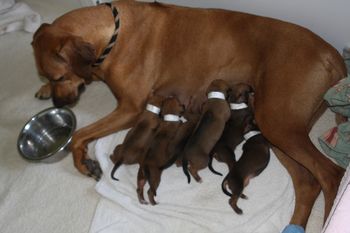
318,122,350,169
324,76,350,117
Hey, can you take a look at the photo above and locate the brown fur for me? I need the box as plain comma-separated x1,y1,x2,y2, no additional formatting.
109,94,164,181
182,79,231,183
222,117,270,215
32,1,346,227
208,83,254,174
137,96,184,205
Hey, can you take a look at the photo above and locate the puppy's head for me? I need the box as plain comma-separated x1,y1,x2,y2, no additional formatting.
206,79,231,98
161,96,184,116
228,83,254,104
147,94,165,109
32,23,96,107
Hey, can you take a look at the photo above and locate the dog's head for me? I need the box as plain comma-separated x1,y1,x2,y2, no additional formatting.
31,23,96,107
206,79,231,98
228,83,254,104
161,96,185,116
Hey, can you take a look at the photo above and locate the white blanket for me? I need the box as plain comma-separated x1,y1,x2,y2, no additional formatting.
0,0,41,35
322,164,350,233
90,130,295,233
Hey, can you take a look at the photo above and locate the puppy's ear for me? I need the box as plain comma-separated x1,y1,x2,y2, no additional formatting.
58,36,96,82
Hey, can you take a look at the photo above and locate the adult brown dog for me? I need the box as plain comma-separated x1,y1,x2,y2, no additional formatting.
182,79,231,183
31,0,346,230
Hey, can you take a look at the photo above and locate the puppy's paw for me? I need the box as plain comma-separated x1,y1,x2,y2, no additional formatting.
139,199,149,205
83,159,103,181
35,83,52,99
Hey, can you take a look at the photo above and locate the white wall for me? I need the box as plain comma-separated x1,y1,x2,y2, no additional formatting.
149,0,350,53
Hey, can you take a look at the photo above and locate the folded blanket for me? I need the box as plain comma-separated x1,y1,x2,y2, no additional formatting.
0,2,41,35
323,76,350,117
322,164,350,233
90,131,294,233
318,122,350,169
0,0,15,12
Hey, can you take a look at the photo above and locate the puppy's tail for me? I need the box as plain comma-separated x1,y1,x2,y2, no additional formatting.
182,158,191,184
208,153,223,176
110,160,123,181
221,174,232,197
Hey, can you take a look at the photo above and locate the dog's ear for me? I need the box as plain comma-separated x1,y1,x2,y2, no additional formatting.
32,23,51,45
58,36,96,81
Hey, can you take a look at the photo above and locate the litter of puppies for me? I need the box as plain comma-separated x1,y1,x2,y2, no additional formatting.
109,79,271,213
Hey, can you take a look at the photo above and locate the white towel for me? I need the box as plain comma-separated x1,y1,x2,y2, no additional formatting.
0,1,41,35
322,164,350,233
0,0,14,11
90,130,295,233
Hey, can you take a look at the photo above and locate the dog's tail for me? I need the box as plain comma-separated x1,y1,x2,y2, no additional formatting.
110,160,123,181
182,158,191,184
208,153,223,176
221,174,232,197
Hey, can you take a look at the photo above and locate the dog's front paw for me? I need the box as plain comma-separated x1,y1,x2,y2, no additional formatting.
83,159,103,181
35,83,52,99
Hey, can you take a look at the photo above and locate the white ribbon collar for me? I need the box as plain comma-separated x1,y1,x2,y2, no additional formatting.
244,130,261,141
163,114,187,123
146,104,161,115
207,91,226,100
230,103,248,110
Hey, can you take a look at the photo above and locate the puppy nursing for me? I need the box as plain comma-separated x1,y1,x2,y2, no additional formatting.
137,96,185,205
109,79,270,214
222,116,271,215
209,83,254,174
182,79,231,183
109,94,164,180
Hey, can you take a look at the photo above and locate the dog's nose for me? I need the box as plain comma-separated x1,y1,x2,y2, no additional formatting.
52,98,66,108
78,83,86,94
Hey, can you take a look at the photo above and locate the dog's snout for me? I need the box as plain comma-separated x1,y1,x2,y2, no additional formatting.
78,83,86,94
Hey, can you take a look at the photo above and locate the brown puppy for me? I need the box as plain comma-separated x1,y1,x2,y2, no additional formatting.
109,94,164,181
182,79,231,183
169,111,200,167
208,83,254,175
222,116,270,215
32,1,346,227
137,96,184,205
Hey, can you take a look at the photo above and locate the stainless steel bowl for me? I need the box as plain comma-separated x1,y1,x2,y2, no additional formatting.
17,107,76,163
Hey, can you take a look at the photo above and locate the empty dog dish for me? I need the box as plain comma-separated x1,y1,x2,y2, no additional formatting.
17,107,76,163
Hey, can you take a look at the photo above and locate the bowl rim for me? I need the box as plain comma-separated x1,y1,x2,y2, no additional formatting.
17,106,76,161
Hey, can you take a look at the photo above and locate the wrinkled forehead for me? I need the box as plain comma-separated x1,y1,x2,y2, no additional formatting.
32,28,66,79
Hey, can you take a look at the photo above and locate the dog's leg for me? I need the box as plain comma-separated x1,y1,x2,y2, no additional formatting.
275,133,343,221
35,83,52,99
137,167,148,205
71,104,141,180
273,147,321,228
147,168,161,205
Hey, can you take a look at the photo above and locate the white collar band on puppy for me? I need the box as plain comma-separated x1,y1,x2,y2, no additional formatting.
163,114,181,122
230,103,248,110
146,104,161,115
179,116,188,123
207,91,226,100
244,130,261,141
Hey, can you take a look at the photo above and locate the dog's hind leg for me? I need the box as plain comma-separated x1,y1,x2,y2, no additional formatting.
273,147,321,229
137,167,148,205
147,168,161,205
